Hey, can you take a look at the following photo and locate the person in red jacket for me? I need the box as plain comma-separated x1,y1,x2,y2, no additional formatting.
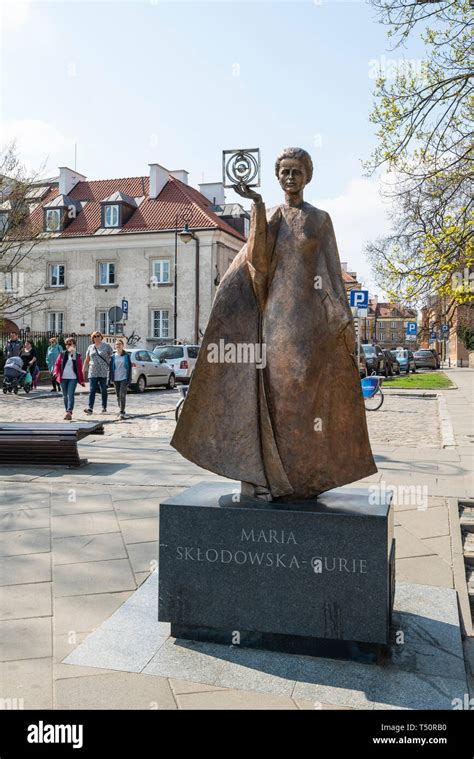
53,338,85,420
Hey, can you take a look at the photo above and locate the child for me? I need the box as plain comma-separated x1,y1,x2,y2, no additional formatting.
109,339,131,419
53,337,86,420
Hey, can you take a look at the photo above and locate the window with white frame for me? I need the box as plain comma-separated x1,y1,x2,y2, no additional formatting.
379,332,384,341
152,259,171,284
97,310,111,334
49,264,65,287
98,262,116,285
3,271,14,292
45,209,61,232
391,332,397,341
0,212,9,236
48,312,64,333
153,309,170,338
391,321,397,328
104,205,119,228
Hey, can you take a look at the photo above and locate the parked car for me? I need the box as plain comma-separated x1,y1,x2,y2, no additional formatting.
361,344,387,376
390,348,416,374
427,348,441,368
152,344,199,384
413,349,439,370
382,349,401,376
124,348,176,393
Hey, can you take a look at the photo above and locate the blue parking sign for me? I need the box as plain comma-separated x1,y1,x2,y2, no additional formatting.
349,289,368,309
122,299,129,315
406,322,417,336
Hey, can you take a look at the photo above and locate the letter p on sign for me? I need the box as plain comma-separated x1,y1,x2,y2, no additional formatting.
349,290,368,309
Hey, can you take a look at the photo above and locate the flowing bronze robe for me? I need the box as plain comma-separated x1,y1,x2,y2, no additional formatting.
171,201,377,498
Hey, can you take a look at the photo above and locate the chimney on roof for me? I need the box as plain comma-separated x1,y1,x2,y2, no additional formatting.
149,163,169,199
170,170,189,185
341,261,348,272
199,182,225,206
59,166,86,195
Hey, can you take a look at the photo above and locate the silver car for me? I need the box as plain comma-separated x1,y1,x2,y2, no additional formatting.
152,344,199,384
413,349,438,369
124,348,176,393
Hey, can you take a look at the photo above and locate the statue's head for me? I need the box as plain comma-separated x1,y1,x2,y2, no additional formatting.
275,148,313,196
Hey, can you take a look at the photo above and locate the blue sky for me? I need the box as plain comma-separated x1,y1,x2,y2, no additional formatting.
1,0,427,295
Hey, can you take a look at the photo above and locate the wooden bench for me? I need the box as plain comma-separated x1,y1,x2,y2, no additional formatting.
0,422,104,467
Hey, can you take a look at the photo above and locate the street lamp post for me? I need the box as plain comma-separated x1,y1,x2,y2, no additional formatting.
179,223,200,344
174,208,193,343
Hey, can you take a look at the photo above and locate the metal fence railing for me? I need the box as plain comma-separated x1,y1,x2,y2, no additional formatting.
0,331,92,370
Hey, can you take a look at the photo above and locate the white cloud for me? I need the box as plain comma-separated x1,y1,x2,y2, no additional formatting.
312,176,393,297
1,0,32,31
1,119,76,177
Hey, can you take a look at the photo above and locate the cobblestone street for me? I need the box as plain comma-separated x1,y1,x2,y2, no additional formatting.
0,384,441,447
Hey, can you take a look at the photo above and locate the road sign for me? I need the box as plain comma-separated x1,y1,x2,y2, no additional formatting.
122,299,129,315
406,322,417,336
406,334,416,341
441,324,449,334
108,306,123,324
430,331,438,341
349,289,369,309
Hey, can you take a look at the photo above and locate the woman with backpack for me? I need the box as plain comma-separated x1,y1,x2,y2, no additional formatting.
53,337,86,420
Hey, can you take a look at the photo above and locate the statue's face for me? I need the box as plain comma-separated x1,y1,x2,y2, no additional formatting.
278,158,307,195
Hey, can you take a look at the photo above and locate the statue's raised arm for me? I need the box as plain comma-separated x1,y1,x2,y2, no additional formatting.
233,182,268,311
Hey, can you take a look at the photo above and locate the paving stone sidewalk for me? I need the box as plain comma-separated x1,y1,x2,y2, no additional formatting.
0,370,472,709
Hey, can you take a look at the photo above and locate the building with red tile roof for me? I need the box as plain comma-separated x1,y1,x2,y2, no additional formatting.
2,164,249,348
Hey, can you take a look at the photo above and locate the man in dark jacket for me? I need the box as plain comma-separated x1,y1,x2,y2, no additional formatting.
5,332,23,359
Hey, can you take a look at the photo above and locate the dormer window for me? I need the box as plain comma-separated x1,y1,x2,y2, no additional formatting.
104,204,120,228
43,195,80,233
100,192,137,230
45,209,62,232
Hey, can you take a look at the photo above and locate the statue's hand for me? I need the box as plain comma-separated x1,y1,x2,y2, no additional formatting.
233,182,263,204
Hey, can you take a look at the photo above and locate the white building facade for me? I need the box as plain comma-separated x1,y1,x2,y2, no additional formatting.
6,164,248,348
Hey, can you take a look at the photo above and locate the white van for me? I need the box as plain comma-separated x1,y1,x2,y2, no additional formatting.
152,345,199,384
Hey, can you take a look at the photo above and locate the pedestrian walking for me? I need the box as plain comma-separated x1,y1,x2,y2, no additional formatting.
20,340,39,389
109,339,132,419
5,332,23,359
83,331,113,415
46,336,62,392
53,337,85,420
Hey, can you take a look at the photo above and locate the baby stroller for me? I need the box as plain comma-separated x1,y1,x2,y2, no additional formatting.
3,356,32,394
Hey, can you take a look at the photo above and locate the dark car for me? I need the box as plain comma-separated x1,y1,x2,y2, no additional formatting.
382,349,400,376
413,349,439,369
391,348,416,374
361,344,387,376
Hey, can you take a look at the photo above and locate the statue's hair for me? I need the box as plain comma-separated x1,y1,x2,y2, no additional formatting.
275,147,313,183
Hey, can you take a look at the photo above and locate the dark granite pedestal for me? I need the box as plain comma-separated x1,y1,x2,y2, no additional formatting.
158,482,395,661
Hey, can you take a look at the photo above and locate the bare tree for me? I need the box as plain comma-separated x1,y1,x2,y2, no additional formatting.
0,143,51,326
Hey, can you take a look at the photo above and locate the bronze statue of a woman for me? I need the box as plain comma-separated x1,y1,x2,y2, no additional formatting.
171,148,377,500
